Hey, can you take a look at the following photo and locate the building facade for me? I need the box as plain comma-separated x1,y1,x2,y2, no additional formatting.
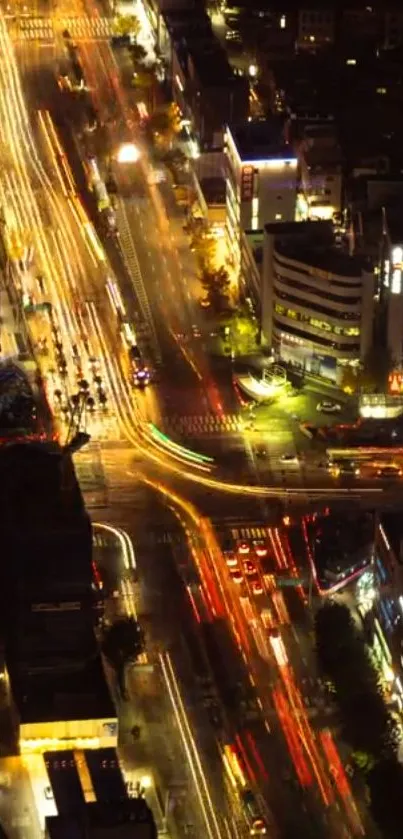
261,221,375,382
225,121,298,272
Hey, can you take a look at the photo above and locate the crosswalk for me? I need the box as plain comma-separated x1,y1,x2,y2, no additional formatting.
163,413,244,436
11,15,113,43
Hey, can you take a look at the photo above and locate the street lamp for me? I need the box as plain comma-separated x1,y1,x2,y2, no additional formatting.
116,143,141,164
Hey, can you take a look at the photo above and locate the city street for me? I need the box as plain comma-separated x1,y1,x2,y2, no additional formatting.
0,5,386,839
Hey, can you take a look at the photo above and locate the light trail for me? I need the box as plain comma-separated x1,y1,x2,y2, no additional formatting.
320,730,364,835
159,651,224,839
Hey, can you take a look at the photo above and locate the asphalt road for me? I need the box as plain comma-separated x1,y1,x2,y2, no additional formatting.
3,9,384,839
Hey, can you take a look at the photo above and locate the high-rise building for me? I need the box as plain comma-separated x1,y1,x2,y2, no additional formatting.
261,220,375,382
225,120,298,273
0,440,97,679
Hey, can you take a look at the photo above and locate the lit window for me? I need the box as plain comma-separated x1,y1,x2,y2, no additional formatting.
392,269,401,295
280,14,286,29
251,196,259,229
346,58,356,65
376,87,387,95
275,213,282,220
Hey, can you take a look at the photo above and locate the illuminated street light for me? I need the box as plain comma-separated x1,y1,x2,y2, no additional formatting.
116,143,141,164
249,64,258,78
140,774,152,789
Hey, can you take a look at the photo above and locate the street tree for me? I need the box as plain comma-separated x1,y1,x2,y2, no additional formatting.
192,231,217,271
148,103,182,145
132,68,155,89
102,616,145,700
113,14,140,38
315,602,398,763
368,758,403,839
200,265,231,314
129,43,148,65
231,312,258,351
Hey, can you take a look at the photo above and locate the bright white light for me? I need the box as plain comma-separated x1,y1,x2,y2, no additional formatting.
249,64,258,78
280,14,286,29
392,246,403,265
140,774,152,789
117,143,141,164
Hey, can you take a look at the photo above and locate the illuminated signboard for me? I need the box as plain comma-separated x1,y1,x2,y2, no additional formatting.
391,245,403,295
241,165,254,201
388,372,403,394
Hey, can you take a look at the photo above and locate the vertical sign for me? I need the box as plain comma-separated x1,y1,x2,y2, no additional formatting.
241,165,254,201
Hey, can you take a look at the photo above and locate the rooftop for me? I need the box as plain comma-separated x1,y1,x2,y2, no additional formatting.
46,799,157,839
164,8,212,38
265,220,367,276
228,119,295,162
0,441,87,532
14,655,115,724
178,36,235,86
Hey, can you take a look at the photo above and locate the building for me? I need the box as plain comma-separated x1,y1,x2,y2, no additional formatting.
46,799,157,839
261,220,374,382
17,656,117,753
0,441,98,679
296,6,335,51
166,9,248,150
294,113,343,221
225,120,298,272
354,198,403,370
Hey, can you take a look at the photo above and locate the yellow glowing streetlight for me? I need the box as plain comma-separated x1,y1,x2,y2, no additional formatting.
140,774,152,789
116,142,141,164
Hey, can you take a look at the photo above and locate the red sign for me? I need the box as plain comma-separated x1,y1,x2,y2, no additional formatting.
241,165,254,201
388,372,403,394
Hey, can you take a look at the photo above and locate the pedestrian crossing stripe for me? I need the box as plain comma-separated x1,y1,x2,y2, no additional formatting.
230,526,270,540
13,16,113,41
163,413,244,434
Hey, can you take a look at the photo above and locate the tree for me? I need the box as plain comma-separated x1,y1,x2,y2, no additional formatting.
340,364,360,394
113,14,140,38
102,616,145,700
315,602,398,762
129,43,147,65
148,103,181,145
361,344,393,393
132,68,155,89
228,312,258,355
368,759,403,839
191,230,217,272
200,266,231,314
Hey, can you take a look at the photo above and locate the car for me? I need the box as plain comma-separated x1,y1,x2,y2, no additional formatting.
225,553,238,568
329,461,360,478
279,453,299,464
253,540,268,558
243,560,256,576
230,569,243,585
376,464,402,478
316,401,341,414
251,581,264,596
237,540,250,555
251,819,267,836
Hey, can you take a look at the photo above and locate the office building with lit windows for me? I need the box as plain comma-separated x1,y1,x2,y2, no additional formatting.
261,220,375,382
225,120,298,272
